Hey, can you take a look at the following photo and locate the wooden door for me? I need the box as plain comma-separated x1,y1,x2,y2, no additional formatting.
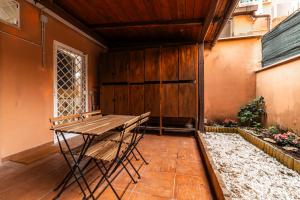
179,45,196,80
129,50,145,83
114,85,129,114
114,51,129,82
179,83,196,117
144,84,160,116
129,85,144,115
145,48,160,81
161,84,178,117
161,47,178,81
100,86,114,114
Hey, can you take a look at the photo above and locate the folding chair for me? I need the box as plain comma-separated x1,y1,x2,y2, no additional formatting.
84,116,140,200
106,112,151,165
50,114,97,200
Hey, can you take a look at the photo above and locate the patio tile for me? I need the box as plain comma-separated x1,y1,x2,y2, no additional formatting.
174,175,213,200
134,171,175,198
129,191,171,200
176,160,207,177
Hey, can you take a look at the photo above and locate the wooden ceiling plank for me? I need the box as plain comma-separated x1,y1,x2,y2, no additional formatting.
211,0,239,46
197,0,218,42
91,19,204,30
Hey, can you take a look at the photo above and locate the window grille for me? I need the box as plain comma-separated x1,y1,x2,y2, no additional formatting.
54,43,88,118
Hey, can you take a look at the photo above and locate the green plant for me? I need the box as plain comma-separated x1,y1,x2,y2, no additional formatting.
237,96,266,128
268,125,280,135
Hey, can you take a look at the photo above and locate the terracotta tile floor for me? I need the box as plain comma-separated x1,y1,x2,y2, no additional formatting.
0,134,214,200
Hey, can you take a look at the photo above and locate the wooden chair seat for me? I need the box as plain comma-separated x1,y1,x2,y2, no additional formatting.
84,140,127,162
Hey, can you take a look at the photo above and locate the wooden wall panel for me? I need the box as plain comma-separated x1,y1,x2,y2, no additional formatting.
100,53,114,83
162,84,178,117
179,45,196,80
179,83,196,117
114,85,129,114
129,50,145,83
144,84,160,116
129,85,144,115
145,48,160,81
114,52,129,82
100,86,114,114
161,47,178,81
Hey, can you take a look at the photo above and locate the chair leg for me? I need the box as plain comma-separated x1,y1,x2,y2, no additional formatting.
131,151,139,161
135,147,149,165
121,161,137,183
126,156,141,179
91,160,121,200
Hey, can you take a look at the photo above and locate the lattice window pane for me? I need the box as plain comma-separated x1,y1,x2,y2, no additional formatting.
56,46,87,117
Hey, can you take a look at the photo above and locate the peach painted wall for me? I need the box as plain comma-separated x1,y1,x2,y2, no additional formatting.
0,0,105,158
256,59,300,135
233,15,268,36
204,37,261,121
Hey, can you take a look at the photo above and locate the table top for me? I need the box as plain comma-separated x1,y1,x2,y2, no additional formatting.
51,115,138,136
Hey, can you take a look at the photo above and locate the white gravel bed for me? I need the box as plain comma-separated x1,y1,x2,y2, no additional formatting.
203,132,300,200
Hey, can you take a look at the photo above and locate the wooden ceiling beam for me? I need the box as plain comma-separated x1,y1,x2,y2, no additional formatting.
91,19,204,30
211,0,239,46
198,0,218,42
34,0,107,47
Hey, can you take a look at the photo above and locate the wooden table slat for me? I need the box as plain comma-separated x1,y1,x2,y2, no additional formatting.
52,115,137,136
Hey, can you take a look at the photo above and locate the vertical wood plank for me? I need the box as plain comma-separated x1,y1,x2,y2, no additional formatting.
114,85,129,114
100,85,114,114
179,45,196,80
161,84,179,117
144,84,160,116
198,43,205,132
129,50,145,83
161,47,179,81
129,85,144,115
100,53,114,83
145,48,160,81
114,51,129,82
159,46,163,135
179,83,196,117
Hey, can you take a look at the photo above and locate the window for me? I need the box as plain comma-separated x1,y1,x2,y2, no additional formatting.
239,0,261,7
0,0,20,27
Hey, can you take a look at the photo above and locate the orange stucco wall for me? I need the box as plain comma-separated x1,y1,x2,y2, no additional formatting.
233,15,268,36
256,59,300,135
0,0,104,159
204,37,261,121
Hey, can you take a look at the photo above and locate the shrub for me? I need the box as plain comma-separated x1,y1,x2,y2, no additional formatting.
237,96,266,128
268,125,280,135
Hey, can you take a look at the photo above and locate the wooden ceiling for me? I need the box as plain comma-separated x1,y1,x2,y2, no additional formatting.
36,0,238,48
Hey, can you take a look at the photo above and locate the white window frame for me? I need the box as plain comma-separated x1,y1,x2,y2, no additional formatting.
0,0,21,28
53,40,89,142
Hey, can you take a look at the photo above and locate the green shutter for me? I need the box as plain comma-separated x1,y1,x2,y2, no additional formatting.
262,11,300,67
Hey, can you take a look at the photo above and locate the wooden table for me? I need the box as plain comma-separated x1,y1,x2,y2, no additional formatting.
52,114,137,199
52,114,137,135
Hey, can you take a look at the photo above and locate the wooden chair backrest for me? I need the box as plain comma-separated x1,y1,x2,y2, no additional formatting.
81,110,102,119
123,116,140,134
139,111,151,125
49,114,81,129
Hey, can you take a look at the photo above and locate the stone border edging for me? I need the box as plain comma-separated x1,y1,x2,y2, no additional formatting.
196,131,231,200
204,126,300,174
